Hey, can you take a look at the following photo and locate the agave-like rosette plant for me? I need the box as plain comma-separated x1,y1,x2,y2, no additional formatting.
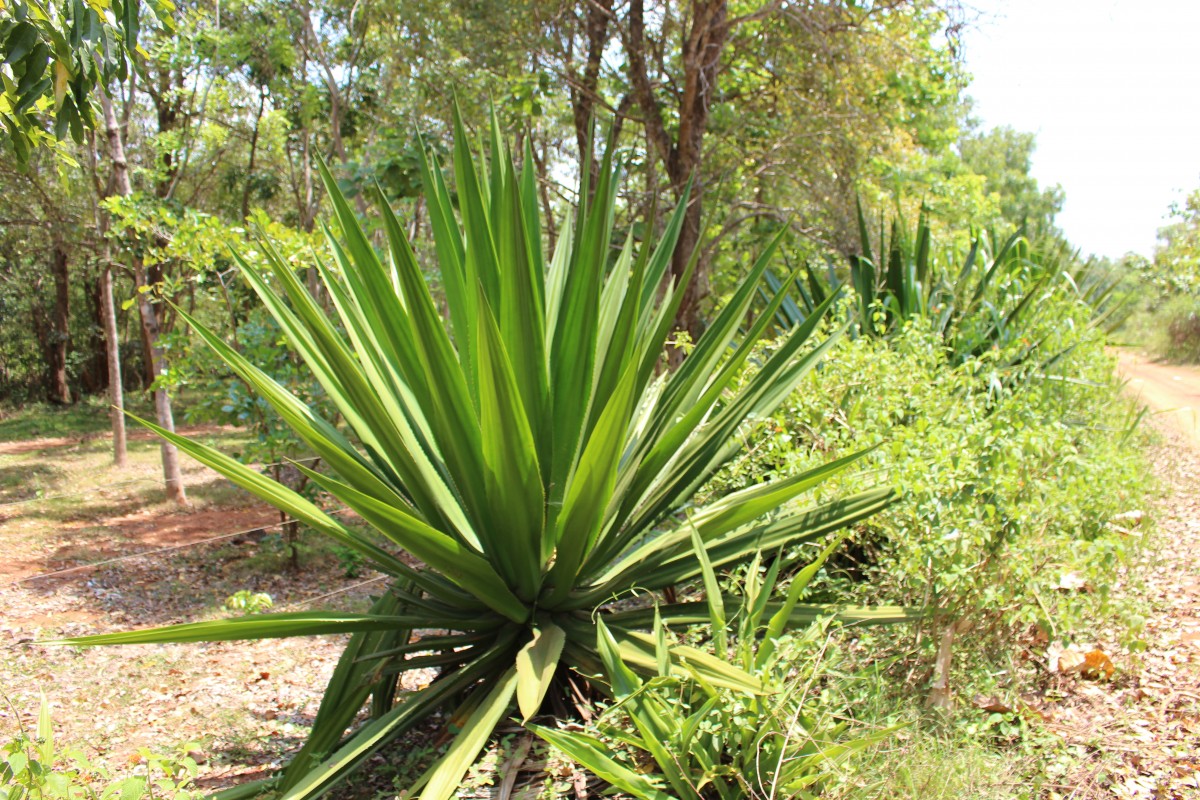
848,204,1041,356
55,117,910,799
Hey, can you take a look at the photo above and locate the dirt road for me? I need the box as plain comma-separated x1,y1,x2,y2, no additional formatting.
1116,348,1200,448
1051,349,1200,797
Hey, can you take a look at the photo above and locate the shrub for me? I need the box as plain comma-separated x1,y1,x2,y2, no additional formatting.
758,209,1131,382
535,544,891,800
0,698,199,800
1165,300,1200,362
716,298,1149,657
224,590,274,614
49,118,909,799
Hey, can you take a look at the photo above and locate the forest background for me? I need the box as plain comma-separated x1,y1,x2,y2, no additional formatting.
0,0,1079,417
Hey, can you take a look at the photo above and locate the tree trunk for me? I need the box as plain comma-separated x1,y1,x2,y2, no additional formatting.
30,277,52,396
927,619,960,709
79,275,106,394
241,88,268,221
569,0,614,188
300,129,316,232
47,240,72,404
530,136,558,251
133,258,188,505
100,260,128,467
100,82,185,501
624,0,730,346
150,63,183,200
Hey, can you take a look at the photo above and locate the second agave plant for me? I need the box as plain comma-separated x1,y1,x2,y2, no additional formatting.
57,116,912,799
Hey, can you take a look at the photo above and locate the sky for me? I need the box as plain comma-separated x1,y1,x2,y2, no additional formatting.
961,0,1200,259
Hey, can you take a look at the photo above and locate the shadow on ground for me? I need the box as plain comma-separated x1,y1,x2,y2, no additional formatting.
0,462,69,502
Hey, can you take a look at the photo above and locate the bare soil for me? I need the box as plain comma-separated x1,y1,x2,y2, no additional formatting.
0,427,379,789
0,506,281,584
1117,349,1200,449
0,424,234,457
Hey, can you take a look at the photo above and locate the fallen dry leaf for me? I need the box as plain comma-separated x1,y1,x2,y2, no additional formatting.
971,695,1014,714
1080,649,1116,681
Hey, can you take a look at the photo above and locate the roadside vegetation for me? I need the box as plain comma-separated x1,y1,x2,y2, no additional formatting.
1,143,1154,798
1113,182,1200,362
0,0,1176,798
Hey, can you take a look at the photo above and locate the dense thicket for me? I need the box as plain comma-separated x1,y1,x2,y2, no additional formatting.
0,0,1065,408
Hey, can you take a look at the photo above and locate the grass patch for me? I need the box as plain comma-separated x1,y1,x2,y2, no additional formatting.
819,625,1092,800
0,395,147,442
0,462,67,502
830,722,1055,799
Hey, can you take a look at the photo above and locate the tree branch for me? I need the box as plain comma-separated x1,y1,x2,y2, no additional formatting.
624,0,677,176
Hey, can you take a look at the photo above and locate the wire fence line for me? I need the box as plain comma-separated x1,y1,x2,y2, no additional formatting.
1,441,385,612
0,455,324,511
0,477,163,509
3,506,355,589
279,574,390,612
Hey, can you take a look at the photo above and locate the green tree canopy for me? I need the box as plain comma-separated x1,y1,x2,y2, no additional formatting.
0,0,175,163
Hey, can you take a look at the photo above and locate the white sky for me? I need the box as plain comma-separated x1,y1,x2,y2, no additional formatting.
961,0,1200,259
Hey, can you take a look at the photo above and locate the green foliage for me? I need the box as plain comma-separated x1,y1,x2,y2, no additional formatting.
113,206,335,469
1151,184,1200,296
1055,245,1135,335
178,305,331,473
848,208,1042,360
0,697,199,800
224,590,273,614
749,263,835,337
1162,300,1200,362
867,112,1066,247
1116,182,1200,361
52,118,909,799
0,160,144,404
705,0,970,256
957,126,1064,238
0,0,175,163
772,209,1132,388
716,304,1149,648
534,545,892,800
1121,180,1200,362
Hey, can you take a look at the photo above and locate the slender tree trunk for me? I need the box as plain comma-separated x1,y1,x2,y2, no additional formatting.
136,317,155,388
84,126,127,466
296,128,330,307
927,619,962,709
80,276,105,394
624,0,731,346
30,277,52,395
530,135,558,251
47,240,72,404
100,258,128,467
133,258,188,504
241,88,267,221
100,83,186,502
569,0,614,188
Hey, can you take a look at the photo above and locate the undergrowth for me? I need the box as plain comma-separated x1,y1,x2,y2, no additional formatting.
687,299,1153,799
717,305,1150,649
0,697,199,800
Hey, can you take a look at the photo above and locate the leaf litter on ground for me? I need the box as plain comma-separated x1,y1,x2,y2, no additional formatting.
1027,417,1200,799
